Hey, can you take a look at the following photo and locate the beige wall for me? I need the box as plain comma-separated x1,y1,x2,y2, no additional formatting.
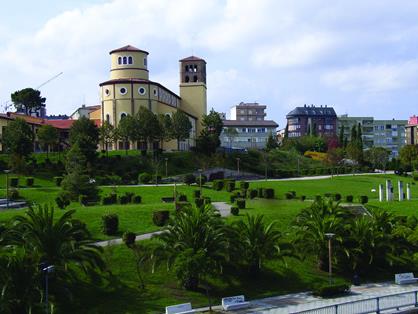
179,82,207,135
110,51,149,80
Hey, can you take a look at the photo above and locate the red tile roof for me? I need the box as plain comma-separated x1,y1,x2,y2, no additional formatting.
109,45,149,55
45,119,75,129
179,56,206,63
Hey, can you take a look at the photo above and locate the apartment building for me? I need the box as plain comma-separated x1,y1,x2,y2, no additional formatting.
406,115,418,145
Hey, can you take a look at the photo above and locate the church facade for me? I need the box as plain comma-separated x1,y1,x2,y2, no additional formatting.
98,45,207,151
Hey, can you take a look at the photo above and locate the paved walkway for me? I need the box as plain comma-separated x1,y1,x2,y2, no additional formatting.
194,282,418,313
95,202,231,247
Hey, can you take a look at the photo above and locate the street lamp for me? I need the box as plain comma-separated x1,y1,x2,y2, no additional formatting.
4,170,10,209
325,233,335,284
236,157,240,177
42,265,55,314
198,169,203,196
165,158,168,177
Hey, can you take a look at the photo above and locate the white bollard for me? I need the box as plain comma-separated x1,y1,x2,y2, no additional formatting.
398,181,404,201
386,180,393,201
407,183,411,200
379,184,384,202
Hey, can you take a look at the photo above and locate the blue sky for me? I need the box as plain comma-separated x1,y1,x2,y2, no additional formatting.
1,0,418,127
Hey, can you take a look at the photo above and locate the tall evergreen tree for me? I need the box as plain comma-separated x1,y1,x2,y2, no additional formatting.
69,117,99,165
350,125,357,142
357,123,363,150
338,126,344,147
37,124,59,158
11,88,46,115
171,110,192,150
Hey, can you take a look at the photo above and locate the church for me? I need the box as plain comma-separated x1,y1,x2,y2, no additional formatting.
97,45,208,151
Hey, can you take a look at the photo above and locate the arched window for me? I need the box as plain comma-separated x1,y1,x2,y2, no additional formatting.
118,57,122,65
123,56,127,64
128,56,133,64
194,64,198,72
185,65,189,72
120,113,127,119
193,76,198,82
144,57,147,66
106,114,110,123
185,76,190,82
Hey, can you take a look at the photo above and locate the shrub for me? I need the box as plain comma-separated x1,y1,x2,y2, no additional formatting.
8,188,19,200
101,195,113,205
25,177,34,187
102,213,119,235
193,190,201,198
230,194,236,203
289,191,296,198
183,174,196,185
257,188,264,198
204,197,211,205
9,177,19,188
315,195,322,202
54,176,64,187
249,189,258,199
240,181,249,190
138,172,152,184
236,198,246,209
346,195,353,203
413,171,418,181
125,192,135,202
55,191,71,209
119,195,129,205
284,192,294,200
240,189,247,198
359,195,368,204
196,174,207,186
132,195,142,204
175,201,191,212
313,283,350,298
195,198,204,208
334,193,342,201
225,181,235,192
324,193,332,198
212,180,224,191
123,231,136,246
230,206,239,216
79,195,89,206
263,188,275,199
300,195,306,201
177,194,187,202
152,210,170,226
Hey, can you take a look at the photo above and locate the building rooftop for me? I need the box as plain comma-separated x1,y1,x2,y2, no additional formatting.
223,120,278,127
179,56,206,63
234,102,266,108
286,105,336,118
109,45,149,55
45,119,75,129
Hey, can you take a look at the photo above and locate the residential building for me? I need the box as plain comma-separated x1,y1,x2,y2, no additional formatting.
286,105,337,138
70,104,101,120
230,102,266,121
406,115,418,145
337,115,374,149
99,45,206,151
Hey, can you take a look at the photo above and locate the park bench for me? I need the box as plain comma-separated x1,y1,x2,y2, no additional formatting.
222,295,250,311
395,273,418,285
161,197,175,203
165,302,196,314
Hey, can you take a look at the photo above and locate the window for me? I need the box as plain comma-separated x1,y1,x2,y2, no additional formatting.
119,87,127,95
248,128,256,133
120,113,127,119
122,56,127,64
241,128,246,133
138,87,146,95
153,88,158,96
104,88,110,96
118,57,122,65
193,75,198,82
185,76,190,83
240,110,245,114
257,128,265,133
106,114,110,123
144,57,147,66
128,56,133,64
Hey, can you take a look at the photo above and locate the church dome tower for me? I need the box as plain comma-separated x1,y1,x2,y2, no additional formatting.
109,45,149,80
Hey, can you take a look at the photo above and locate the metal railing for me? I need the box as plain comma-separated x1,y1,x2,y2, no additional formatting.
289,290,418,314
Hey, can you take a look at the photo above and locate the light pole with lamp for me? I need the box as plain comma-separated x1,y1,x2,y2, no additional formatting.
43,265,55,314
236,157,240,177
198,169,203,197
4,170,10,209
325,233,335,284
165,158,168,177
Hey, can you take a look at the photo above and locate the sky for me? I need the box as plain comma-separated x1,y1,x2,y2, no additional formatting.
1,0,418,128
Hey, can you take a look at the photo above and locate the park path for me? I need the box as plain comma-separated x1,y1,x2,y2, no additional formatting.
94,202,231,247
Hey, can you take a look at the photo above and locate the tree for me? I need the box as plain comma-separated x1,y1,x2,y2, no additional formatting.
338,126,344,147
202,109,223,138
152,205,228,290
116,115,137,155
69,117,99,164
99,121,116,155
326,147,345,167
171,110,192,150
224,127,238,149
136,107,161,152
350,125,357,142
399,145,418,170
266,132,278,151
11,88,46,115
196,109,224,155
2,118,34,170
357,123,363,150
364,147,390,170
37,124,59,158
232,214,291,273
156,114,173,148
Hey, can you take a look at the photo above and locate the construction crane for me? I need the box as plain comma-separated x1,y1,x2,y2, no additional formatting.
36,72,63,89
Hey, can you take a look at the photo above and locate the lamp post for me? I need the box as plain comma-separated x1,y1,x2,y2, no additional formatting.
325,233,335,284
4,170,10,209
236,157,240,177
42,265,54,314
198,169,203,196
165,158,168,177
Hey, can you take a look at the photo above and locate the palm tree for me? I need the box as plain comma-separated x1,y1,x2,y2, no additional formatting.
152,205,229,290
232,214,291,274
7,205,104,276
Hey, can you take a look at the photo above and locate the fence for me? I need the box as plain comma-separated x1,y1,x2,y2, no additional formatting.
288,290,418,314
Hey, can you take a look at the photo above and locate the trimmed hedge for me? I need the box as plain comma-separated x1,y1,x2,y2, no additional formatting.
54,176,63,187
193,190,201,199
249,189,258,199
212,180,224,191
257,188,264,198
102,193,117,205
359,195,368,204
55,191,71,209
263,188,275,199
9,177,19,188
346,195,353,203
119,195,129,205
231,206,239,216
313,283,350,298
132,195,142,204
138,172,152,184
300,195,306,201
240,181,249,190
236,198,246,209
123,231,136,246
152,210,170,226
25,177,34,187
226,181,235,192
334,193,342,202
102,213,119,235
284,192,294,200
79,195,89,206
240,189,247,198
125,192,134,202
230,194,236,203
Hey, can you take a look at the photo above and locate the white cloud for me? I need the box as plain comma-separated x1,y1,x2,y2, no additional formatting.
321,60,418,93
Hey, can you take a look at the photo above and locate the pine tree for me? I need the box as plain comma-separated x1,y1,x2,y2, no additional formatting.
338,126,344,147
